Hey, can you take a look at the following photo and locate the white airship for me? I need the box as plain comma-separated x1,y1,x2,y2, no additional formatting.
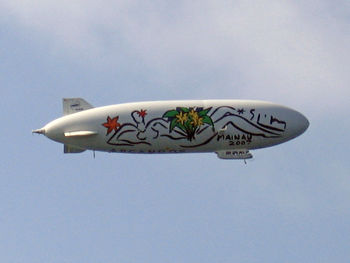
33,98,309,160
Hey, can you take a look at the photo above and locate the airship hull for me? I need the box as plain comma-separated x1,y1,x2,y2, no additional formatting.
34,99,309,159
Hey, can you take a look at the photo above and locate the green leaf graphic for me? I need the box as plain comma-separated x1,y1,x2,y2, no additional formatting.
170,118,178,132
163,110,179,118
202,115,214,126
198,108,211,117
164,106,215,141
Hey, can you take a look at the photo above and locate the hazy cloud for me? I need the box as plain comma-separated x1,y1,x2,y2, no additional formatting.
1,0,349,111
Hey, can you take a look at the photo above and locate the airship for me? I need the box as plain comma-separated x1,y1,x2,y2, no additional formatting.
33,98,309,160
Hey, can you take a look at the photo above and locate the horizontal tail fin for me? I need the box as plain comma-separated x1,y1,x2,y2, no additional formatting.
63,98,94,115
64,131,98,137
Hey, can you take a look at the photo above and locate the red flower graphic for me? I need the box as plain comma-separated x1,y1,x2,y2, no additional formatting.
102,116,121,135
137,109,147,118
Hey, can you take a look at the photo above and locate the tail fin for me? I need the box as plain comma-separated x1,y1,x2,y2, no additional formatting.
63,98,94,115
64,144,86,154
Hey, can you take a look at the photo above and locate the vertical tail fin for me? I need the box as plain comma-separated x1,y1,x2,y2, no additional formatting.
63,98,94,115
64,144,86,154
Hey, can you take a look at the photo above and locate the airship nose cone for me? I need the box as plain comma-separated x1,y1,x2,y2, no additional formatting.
288,110,309,139
297,112,309,135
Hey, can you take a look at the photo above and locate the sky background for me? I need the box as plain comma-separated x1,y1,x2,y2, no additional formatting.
1,0,349,262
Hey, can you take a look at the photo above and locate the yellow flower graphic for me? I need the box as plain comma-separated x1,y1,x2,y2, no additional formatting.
194,117,203,126
176,111,188,125
188,109,202,126
163,106,214,141
189,109,198,119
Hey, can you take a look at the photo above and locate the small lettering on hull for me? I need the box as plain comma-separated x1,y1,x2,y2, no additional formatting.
114,149,187,154
217,133,252,146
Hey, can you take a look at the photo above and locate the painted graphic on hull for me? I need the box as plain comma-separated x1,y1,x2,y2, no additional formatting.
102,116,121,135
162,107,214,141
102,106,287,148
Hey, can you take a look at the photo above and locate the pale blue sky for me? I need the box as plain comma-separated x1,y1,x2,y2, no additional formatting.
1,1,349,262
